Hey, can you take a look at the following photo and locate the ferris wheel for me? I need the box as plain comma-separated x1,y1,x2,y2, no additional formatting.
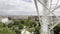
34,0,60,34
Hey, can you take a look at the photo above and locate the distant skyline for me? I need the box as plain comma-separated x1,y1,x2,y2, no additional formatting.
0,0,60,16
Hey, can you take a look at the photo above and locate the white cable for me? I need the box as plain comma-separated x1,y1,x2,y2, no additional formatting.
46,5,60,15
49,18,60,30
55,0,59,9
47,0,60,15
49,0,60,30
50,0,52,10
34,0,42,25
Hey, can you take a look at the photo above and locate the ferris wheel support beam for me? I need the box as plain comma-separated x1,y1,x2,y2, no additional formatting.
40,0,49,34
34,0,49,34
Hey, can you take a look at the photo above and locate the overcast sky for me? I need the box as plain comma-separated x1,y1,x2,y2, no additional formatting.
0,0,60,16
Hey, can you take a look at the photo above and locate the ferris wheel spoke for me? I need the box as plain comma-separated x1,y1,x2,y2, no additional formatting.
45,5,60,16
34,0,42,24
49,0,52,10
54,0,59,9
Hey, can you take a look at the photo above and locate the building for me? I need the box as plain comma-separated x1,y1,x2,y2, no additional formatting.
0,17,9,23
21,29,31,34
8,16,29,20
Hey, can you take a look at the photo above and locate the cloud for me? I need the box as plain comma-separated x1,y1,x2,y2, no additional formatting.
0,0,60,16
22,0,32,3
0,0,37,15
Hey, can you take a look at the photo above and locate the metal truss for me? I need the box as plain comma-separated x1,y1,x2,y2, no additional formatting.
34,0,60,31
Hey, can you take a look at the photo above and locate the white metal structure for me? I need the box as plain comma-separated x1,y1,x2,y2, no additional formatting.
34,0,60,34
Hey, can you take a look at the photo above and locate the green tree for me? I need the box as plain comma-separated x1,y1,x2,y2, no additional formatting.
0,26,16,34
54,23,60,34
